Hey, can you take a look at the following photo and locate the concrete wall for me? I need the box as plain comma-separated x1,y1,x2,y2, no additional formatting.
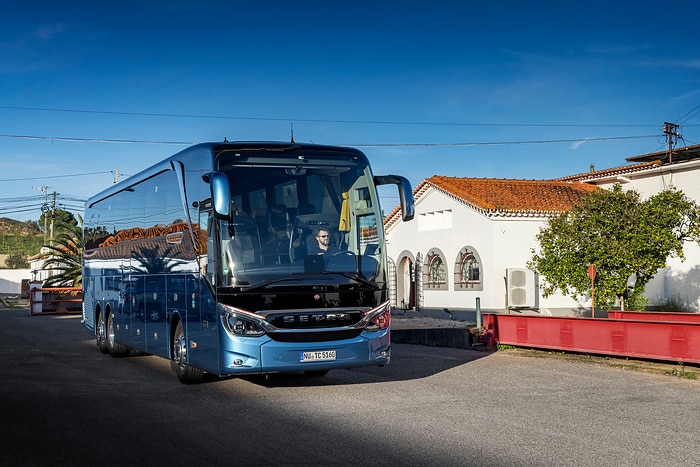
0,269,32,295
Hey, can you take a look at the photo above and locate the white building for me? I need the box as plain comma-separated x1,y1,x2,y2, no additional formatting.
384,144,700,315
384,176,598,316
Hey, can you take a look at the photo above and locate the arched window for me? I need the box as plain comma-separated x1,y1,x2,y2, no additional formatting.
424,248,447,290
454,246,483,291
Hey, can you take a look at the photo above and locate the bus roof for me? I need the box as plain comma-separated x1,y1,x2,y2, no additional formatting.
84,141,368,207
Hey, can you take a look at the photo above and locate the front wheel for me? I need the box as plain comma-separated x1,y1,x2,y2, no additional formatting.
171,321,203,384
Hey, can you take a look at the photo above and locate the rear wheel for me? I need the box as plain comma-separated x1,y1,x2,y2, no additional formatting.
96,309,109,354
171,321,203,384
107,311,129,357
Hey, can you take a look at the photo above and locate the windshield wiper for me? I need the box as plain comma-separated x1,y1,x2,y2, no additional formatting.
325,271,378,288
227,272,377,293
236,277,302,293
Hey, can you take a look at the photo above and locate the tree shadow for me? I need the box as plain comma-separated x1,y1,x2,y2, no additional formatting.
657,265,700,311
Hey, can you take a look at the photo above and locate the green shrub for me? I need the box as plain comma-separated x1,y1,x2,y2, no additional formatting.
652,295,693,312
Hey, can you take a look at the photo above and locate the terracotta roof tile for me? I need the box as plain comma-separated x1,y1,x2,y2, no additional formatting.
384,176,598,229
426,176,598,213
554,160,661,182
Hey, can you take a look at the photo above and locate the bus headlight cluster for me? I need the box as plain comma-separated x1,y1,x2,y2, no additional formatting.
221,304,267,337
227,316,265,336
363,300,392,332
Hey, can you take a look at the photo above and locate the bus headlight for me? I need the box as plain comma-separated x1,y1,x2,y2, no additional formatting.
227,316,265,336
363,300,391,332
221,304,267,337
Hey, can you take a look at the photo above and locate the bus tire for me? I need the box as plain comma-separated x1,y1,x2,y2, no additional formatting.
107,311,129,357
96,309,109,354
171,321,203,384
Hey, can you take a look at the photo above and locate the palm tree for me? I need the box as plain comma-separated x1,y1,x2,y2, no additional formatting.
41,216,83,287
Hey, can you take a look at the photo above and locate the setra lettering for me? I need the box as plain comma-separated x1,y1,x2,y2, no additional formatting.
279,313,352,323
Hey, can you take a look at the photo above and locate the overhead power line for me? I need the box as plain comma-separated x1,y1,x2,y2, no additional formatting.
0,170,113,182
676,104,700,126
348,134,659,147
0,104,668,129
0,133,196,146
0,132,660,149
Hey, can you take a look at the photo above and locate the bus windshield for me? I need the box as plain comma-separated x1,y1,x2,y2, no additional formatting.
212,151,383,290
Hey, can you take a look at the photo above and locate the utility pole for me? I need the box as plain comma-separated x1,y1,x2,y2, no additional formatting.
663,122,680,163
50,191,57,246
33,185,49,244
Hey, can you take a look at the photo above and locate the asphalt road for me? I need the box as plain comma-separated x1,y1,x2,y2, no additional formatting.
1,309,697,466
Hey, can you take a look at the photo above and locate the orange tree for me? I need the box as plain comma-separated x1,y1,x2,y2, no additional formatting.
528,184,700,309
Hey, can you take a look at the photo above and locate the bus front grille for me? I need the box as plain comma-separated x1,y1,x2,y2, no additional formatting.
267,329,363,342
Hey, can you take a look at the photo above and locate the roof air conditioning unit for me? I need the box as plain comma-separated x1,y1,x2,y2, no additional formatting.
506,268,536,308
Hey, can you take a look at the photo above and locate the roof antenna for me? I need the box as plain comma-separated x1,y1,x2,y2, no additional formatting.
290,122,295,144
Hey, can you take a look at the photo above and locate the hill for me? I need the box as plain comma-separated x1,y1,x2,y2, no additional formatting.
0,218,44,257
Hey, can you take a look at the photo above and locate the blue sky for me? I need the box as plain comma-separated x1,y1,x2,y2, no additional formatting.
2,0,700,222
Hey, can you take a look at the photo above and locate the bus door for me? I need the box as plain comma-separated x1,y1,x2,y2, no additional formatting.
189,206,220,371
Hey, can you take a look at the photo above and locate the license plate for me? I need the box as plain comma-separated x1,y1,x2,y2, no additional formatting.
300,350,336,362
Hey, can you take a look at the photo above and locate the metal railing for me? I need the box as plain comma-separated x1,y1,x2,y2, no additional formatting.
29,287,82,316
480,311,700,365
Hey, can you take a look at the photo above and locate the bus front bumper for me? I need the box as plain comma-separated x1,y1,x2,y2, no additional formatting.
219,328,391,375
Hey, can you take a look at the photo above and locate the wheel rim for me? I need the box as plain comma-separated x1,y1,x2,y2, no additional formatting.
97,315,106,344
173,330,187,369
108,315,115,348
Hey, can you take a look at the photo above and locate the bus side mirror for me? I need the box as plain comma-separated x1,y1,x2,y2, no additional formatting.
374,174,415,222
210,171,232,220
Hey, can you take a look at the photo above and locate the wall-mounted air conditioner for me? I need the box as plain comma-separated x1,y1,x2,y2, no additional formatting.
506,268,537,308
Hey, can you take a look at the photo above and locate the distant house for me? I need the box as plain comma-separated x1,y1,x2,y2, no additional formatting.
384,176,598,315
385,144,700,315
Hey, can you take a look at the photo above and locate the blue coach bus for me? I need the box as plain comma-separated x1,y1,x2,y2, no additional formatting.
82,141,414,383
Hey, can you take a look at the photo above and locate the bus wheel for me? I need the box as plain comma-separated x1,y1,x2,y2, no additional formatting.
107,312,129,357
304,370,330,377
96,310,109,354
171,321,203,384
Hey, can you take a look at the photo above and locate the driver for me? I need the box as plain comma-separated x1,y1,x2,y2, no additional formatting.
308,228,338,256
